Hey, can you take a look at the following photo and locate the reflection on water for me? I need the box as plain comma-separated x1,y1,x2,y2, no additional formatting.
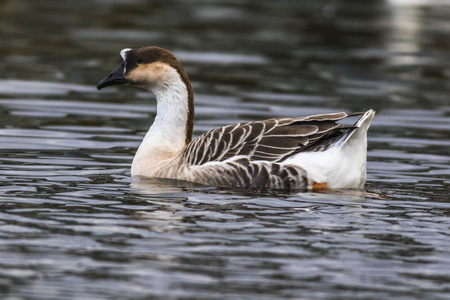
0,0,449,299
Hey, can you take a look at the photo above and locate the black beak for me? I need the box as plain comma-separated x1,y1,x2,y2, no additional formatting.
97,62,128,90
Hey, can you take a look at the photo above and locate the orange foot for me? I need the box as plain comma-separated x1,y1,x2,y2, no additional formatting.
312,182,327,192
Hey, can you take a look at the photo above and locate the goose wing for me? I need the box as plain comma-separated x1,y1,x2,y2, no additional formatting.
181,111,364,166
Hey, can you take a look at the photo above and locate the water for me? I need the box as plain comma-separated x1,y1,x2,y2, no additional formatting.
0,0,449,299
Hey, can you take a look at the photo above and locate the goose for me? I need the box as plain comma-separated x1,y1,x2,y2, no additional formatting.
97,46,375,190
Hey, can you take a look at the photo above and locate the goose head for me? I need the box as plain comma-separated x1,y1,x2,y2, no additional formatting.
97,46,191,93
97,46,195,145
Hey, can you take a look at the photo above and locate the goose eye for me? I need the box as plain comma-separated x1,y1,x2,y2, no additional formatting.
136,58,143,64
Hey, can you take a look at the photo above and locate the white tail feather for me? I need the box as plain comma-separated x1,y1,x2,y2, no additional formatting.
283,109,375,189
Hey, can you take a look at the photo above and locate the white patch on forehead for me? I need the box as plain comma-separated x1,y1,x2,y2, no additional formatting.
120,48,132,72
120,48,131,61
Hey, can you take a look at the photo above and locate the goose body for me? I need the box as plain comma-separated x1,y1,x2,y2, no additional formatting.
98,46,375,190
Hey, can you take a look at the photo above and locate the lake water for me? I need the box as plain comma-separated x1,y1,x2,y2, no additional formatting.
0,0,449,299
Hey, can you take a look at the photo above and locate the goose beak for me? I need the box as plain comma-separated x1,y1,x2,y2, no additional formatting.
97,62,128,90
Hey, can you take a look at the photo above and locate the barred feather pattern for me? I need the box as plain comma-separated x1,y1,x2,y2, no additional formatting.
180,159,308,190
158,111,365,189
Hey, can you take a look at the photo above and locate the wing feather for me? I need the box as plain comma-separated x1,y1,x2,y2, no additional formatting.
181,112,364,166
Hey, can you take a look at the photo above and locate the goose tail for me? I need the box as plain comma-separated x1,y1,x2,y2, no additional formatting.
283,109,375,189
342,109,375,145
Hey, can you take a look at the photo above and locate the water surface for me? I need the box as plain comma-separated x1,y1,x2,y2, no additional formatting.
0,0,449,299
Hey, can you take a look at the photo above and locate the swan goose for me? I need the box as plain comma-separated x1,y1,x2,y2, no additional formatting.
97,46,375,190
